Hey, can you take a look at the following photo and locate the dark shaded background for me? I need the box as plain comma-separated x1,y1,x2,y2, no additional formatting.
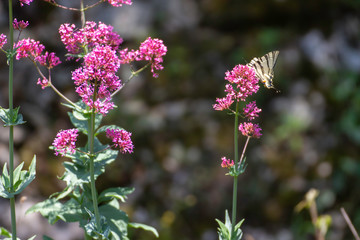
1,0,360,239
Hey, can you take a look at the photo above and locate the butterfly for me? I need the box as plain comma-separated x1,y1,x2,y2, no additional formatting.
247,50,280,92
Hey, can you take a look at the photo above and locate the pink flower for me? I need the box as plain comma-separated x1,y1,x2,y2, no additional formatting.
37,77,50,89
72,45,122,115
13,18,29,30
239,122,262,138
224,64,259,101
15,38,45,60
0,34,7,48
243,101,261,120
106,129,134,154
221,157,234,168
52,129,79,156
35,51,61,68
59,21,123,57
120,37,167,78
213,95,234,111
19,0,33,6
107,0,132,7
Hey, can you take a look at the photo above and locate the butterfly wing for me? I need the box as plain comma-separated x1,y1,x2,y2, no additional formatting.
247,50,279,91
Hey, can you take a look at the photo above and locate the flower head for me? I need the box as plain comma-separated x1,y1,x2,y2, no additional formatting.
52,129,79,156
72,45,122,115
36,51,61,68
59,21,123,58
213,95,234,111
13,18,29,30
107,0,132,7
37,77,50,89
0,34,7,49
15,38,45,60
243,101,261,120
224,64,259,102
221,157,234,168
106,129,134,154
19,0,33,6
239,122,262,138
120,37,167,78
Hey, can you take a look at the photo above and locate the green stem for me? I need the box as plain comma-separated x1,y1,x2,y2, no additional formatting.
231,101,240,236
8,1,17,239
88,91,101,232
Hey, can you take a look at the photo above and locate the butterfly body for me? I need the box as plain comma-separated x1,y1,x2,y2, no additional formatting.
247,51,279,92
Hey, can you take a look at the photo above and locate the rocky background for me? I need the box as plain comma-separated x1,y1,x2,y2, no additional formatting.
0,0,360,239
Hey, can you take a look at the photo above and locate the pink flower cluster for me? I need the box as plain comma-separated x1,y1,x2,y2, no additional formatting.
52,129,79,156
19,0,33,7
239,122,262,139
106,129,134,154
13,18,29,30
72,45,122,115
120,37,167,78
221,157,234,168
243,101,261,120
15,38,61,69
59,21,123,57
0,34,6,48
107,0,132,7
213,65,259,111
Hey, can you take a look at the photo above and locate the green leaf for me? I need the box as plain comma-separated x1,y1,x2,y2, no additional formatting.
42,236,54,240
215,210,244,240
0,106,26,126
0,156,36,198
0,227,11,237
13,156,36,195
84,208,111,240
26,198,84,224
98,199,129,240
98,187,135,204
68,108,103,135
129,222,159,238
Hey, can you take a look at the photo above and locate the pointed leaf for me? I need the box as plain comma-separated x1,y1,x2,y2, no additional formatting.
98,187,135,204
129,222,159,237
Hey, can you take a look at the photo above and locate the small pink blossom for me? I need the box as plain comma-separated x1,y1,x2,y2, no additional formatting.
106,129,134,154
120,37,167,78
59,21,123,57
243,101,261,120
72,45,122,115
239,122,262,138
19,0,33,6
36,51,61,68
13,18,29,30
37,77,50,89
15,38,45,60
224,64,259,101
221,157,234,168
107,0,132,7
0,34,7,48
52,129,79,156
213,95,234,111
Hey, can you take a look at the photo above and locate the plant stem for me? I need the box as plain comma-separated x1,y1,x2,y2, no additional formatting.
88,89,101,232
8,1,17,239
341,207,360,240
231,101,240,236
